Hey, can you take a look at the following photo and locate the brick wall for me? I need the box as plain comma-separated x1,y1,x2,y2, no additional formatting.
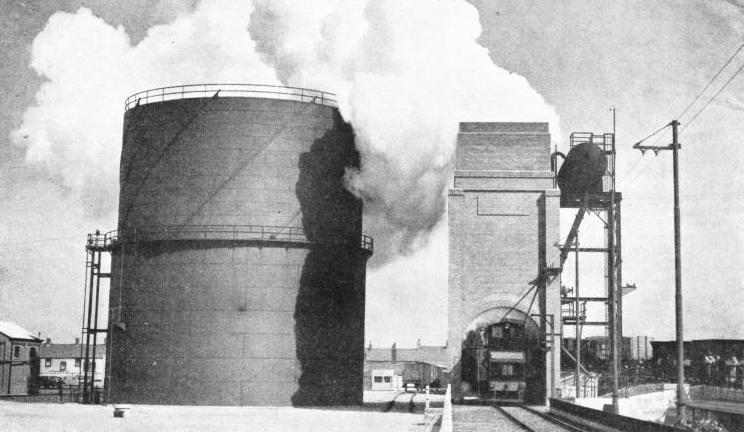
447,122,562,402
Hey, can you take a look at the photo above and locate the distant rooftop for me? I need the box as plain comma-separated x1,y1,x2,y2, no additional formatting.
0,321,41,342
366,345,449,367
39,343,105,359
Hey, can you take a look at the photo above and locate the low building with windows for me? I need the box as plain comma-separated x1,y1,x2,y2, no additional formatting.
370,369,402,391
38,339,105,387
364,341,448,390
0,321,42,395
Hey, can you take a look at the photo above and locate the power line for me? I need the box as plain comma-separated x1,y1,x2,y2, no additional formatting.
681,60,744,133
632,122,670,147
0,235,80,249
630,40,744,147
630,190,741,200
616,152,645,180
676,41,744,120
618,154,657,189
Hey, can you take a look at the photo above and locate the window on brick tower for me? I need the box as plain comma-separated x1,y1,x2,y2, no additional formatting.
13,346,20,357
75,358,81,368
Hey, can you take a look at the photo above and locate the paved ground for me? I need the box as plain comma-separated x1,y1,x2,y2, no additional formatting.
0,397,441,432
575,386,678,422
364,390,446,412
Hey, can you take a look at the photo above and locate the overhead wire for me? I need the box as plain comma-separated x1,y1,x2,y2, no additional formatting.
621,119,676,188
618,153,656,190
618,121,670,189
0,234,81,249
622,40,744,189
681,60,744,133
616,152,647,183
676,41,744,121
631,122,670,147
629,39,744,147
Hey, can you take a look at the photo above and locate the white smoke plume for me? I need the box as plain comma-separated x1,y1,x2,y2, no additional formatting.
12,1,278,216
248,0,560,256
13,0,559,259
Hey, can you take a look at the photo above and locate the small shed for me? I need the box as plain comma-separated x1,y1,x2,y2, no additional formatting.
371,369,402,390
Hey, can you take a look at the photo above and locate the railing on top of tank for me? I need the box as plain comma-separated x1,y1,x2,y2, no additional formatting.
124,84,338,111
86,231,118,250
89,225,373,253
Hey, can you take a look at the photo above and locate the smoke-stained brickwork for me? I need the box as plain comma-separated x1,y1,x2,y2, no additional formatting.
447,122,561,404
107,95,370,406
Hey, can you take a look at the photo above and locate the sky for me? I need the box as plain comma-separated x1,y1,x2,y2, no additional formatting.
1,0,743,348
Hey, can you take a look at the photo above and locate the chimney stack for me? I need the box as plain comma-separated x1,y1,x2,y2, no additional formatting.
391,343,397,363
45,338,51,346
417,338,422,349
75,338,80,344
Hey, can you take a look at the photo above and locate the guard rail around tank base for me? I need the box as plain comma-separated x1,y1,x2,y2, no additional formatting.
124,83,337,111
87,225,373,254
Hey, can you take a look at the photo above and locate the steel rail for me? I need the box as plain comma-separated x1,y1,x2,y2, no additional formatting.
517,405,595,432
495,405,597,432
493,405,536,432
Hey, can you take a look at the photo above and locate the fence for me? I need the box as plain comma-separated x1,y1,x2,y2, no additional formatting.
689,385,744,403
124,83,337,110
88,225,373,254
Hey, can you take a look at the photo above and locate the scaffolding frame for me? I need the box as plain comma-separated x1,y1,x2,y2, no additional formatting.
556,132,623,399
80,231,114,403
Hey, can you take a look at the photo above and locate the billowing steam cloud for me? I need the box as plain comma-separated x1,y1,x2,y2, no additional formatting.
12,1,278,216
248,0,560,255
13,0,558,260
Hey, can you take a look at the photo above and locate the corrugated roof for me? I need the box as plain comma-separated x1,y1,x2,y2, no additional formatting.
39,344,105,359
0,321,41,341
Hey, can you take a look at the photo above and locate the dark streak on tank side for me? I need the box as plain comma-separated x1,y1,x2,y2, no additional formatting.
293,112,370,405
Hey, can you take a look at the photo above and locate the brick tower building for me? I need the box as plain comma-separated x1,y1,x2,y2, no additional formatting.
447,122,562,404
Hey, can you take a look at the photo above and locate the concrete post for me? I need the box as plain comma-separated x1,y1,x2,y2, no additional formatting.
441,384,453,432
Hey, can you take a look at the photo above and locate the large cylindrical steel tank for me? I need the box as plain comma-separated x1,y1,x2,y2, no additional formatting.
556,142,607,196
105,84,372,406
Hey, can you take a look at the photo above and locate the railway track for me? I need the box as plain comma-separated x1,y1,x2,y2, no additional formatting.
494,404,596,432
382,391,416,413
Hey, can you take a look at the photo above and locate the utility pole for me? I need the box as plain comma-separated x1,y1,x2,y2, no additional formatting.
609,107,619,414
575,231,581,398
633,120,684,421
671,120,685,422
